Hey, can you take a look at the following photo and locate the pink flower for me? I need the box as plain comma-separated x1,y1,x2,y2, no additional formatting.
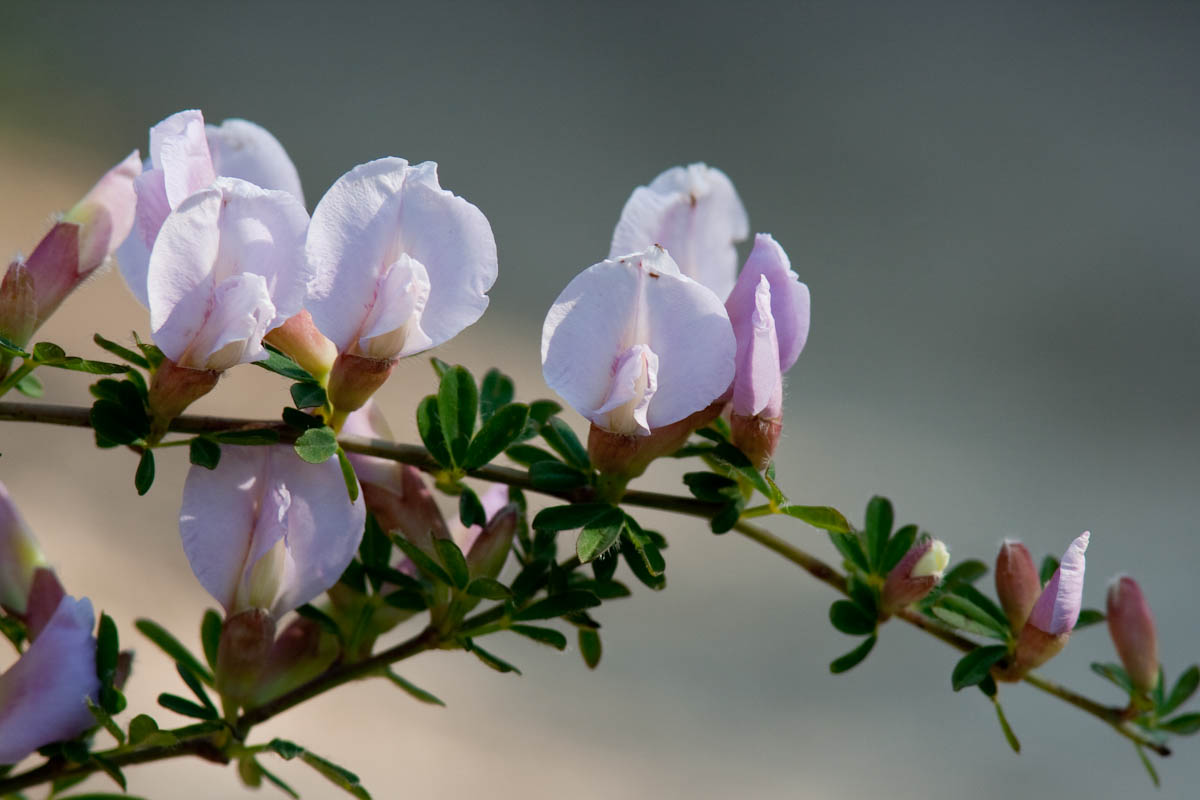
117,110,304,307
609,163,749,299
0,595,99,765
180,445,365,619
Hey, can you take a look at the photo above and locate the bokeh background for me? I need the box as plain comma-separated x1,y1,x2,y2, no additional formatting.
2,1,1199,798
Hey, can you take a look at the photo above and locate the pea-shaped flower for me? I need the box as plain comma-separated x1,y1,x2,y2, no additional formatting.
118,109,304,307
0,595,99,765
609,163,749,299
1006,531,1090,679
180,445,365,620
723,234,811,467
306,158,498,418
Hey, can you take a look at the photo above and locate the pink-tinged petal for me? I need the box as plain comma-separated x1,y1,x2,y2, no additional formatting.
340,399,398,489
0,482,48,615
22,224,79,331
0,595,98,765
610,163,749,299
147,178,310,368
593,344,658,435
179,273,275,370
150,110,216,208
726,234,810,372
62,150,142,274
355,254,434,359
542,246,735,433
306,158,497,354
206,119,305,205
116,163,165,307
731,276,782,418
1029,531,1090,635
181,446,365,619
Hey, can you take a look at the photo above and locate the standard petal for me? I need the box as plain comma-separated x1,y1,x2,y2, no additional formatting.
206,118,305,205
0,595,99,765
306,158,496,353
610,163,749,299
1029,531,1090,635
150,110,216,208
731,276,782,417
181,446,267,612
726,234,810,372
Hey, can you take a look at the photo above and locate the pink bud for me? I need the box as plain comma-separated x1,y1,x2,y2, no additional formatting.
0,481,50,616
1107,575,1159,694
995,540,1040,632
0,262,36,363
215,608,275,707
1005,532,1090,679
263,310,338,384
462,490,518,580
880,537,949,616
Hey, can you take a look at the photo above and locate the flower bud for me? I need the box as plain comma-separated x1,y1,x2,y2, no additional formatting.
1005,531,1089,680
263,310,338,384
464,502,518,581
0,482,50,616
1107,575,1158,694
0,262,36,373
215,608,275,707
248,617,338,705
880,537,949,616
995,539,1040,632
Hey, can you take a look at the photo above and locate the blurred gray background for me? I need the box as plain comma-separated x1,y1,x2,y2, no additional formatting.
2,1,1198,798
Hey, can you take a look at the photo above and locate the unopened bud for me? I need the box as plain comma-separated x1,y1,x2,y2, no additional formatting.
0,262,36,368
264,310,338,383
995,539,1040,632
215,608,275,707
880,537,949,616
1002,531,1089,681
251,617,339,704
0,482,50,616
147,357,220,441
327,352,397,429
1107,575,1158,694
466,505,518,581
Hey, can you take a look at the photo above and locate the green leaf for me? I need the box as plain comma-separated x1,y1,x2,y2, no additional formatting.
881,524,918,573
951,645,1009,690
829,600,876,636
296,604,346,638
930,600,1009,640
578,628,602,669
463,403,529,470
830,635,877,673
201,610,222,670
464,639,522,674
709,442,772,497
134,449,155,495
257,761,301,798
709,500,744,534
96,613,119,685
576,507,625,564
465,577,512,600
176,663,217,714
90,398,149,445
1135,743,1160,788
683,472,740,503
863,496,893,572
846,574,879,618
282,407,324,431
1074,608,1106,630
267,739,372,799
828,530,870,573
621,518,666,577
416,395,453,468
940,559,989,587
512,590,601,621
189,437,221,470
135,619,213,685
90,754,127,791
336,447,359,502
211,428,281,445
42,355,129,374
434,538,470,590
384,669,445,706
527,399,563,427
392,536,453,587
948,584,1010,629
131,332,164,369
438,365,478,465
254,348,314,382
1159,712,1200,735
1162,666,1200,716
88,698,125,745
290,381,327,410
529,460,590,491
15,372,43,397
31,341,66,363
540,417,590,470
294,426,339,463
157,692,218,720
510,624,568,650
458,488,487,529
127,714,161,746
619,533,665,590
479,369,516,424
94,333,150,368
505,444,560,466
382,590,428,611
993,698,1021,753
778,504,853,534
532,503,613,532
0,333,29,357
1040,555,1060,586
1091,662,1135,694
571,578,630,600
359,513,391,573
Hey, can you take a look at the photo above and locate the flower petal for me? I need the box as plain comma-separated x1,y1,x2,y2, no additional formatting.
610,163,749,299
731,276,782,418
355,254,434,360
182,272,275,370
206,118,305,206
1029,531,1090,635
150,109,216,209
306,158,497,354
0,481,47,615
63,150,142,274
0,595,98,765
726,234,810,372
